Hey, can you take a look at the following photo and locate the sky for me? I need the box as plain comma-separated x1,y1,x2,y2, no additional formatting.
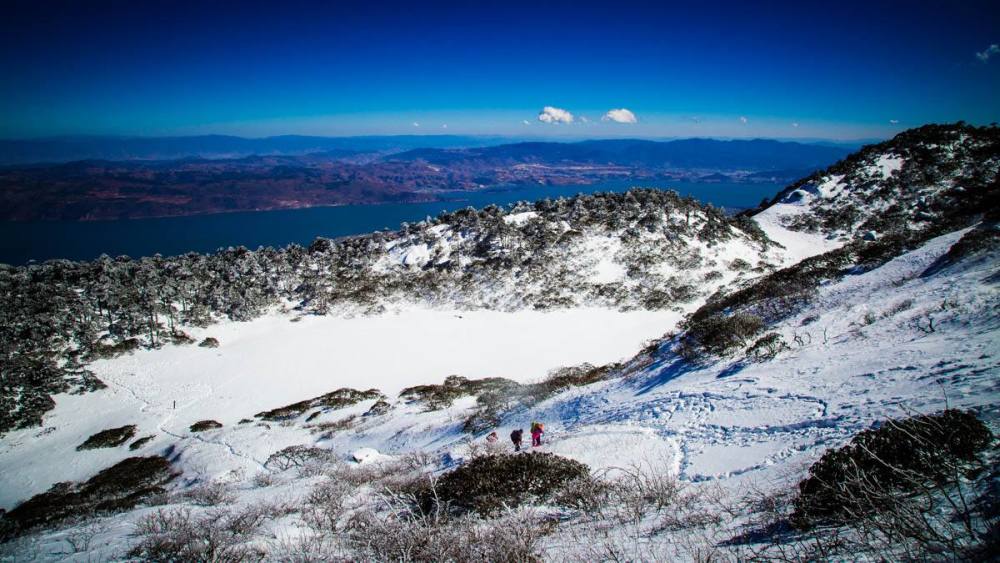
1,0,998,140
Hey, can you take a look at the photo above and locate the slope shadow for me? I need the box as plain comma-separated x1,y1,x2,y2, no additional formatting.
634,356,698,395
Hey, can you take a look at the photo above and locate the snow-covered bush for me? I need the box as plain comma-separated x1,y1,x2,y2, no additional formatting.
264,445,337,472
678,313,765,361
425,452,589,516
76,424,137,450
2,456,176,539
189,420,222,432
791,409,993,528
177,480,236,507
345,490,544,562
745,332,789,362
255,387,383,422
129,506,268,561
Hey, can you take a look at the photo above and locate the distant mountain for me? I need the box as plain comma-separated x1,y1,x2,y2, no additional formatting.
0,135,513,165
390,138,853,170
0,137,851,222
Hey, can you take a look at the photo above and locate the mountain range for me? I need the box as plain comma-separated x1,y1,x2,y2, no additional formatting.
0,138,851,221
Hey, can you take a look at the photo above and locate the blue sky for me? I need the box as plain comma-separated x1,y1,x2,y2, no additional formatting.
1,0,998,140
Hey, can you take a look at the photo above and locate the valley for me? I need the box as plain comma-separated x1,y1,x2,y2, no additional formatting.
0,123,997,560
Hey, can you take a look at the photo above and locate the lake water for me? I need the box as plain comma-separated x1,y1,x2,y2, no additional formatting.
0,180,782,265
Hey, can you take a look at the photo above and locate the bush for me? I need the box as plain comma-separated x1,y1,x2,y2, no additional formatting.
400,375,519,411
198,337,220,348
365,399,392,416
189,420,223,432
346,493,544,561
745,333,789,362
679,313,766,360
2,456,177,537
791,409,993,528
265,445,337,471
427,452,590,516
129,435,156,450
177,480,236,507
77,424,137,450
255,388,384,421
129,506,268,561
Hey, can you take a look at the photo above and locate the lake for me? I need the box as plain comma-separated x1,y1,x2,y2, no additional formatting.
0,180,783,265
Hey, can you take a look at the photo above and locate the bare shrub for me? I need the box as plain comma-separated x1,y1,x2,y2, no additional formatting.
267,531,344,561
301,478,356,533
130,506,268,562
882,298,914,318
178,480,235,507
264,445,337,472
465,438,509,459
346,487,543,562
252,471,275,488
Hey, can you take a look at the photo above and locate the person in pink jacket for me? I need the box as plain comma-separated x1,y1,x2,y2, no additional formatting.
530,422,544,447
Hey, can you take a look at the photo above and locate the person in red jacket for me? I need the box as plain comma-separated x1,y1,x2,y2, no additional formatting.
530,422,544,447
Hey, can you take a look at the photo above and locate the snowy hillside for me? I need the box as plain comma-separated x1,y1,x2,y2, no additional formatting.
1,123,998,560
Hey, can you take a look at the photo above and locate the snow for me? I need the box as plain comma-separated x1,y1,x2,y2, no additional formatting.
503,211,538,225
4,166,1000,560
401,243,430,266
351,447,384,464
875,154,904,178
753,200,843,264
515,226,1000,487
0,306,679,509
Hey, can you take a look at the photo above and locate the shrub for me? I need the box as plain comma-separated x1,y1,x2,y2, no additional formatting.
255,388,384,421
178,481,236,507
346,493,544,561
77,424,137,450
265,445,337,471
198,337,220,348
745,333,789,362
129,435,155,450
189,420,223,432
679,313,765,360
129,506,268,561
791,409,993,528
400,375,519,411
2,456,177,537
364,399,392,416
427,452,589,516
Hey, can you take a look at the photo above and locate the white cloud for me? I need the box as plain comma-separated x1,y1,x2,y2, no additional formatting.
538,106,574,124
580,116,590,123
412,122,420,127
602,108,638,124
522,119,531,125
739,116,748,124
889,119,899,125
976,44,999,62
441,124,448,129
792,122,799,128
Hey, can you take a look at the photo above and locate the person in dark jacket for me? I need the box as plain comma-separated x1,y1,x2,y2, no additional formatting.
510,428,524,451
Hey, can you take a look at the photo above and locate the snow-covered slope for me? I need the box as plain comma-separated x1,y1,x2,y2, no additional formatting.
1,123,998,560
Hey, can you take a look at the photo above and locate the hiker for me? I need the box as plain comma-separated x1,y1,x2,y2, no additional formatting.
510,428,524,451
530,422,544,447
486,431,498,443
